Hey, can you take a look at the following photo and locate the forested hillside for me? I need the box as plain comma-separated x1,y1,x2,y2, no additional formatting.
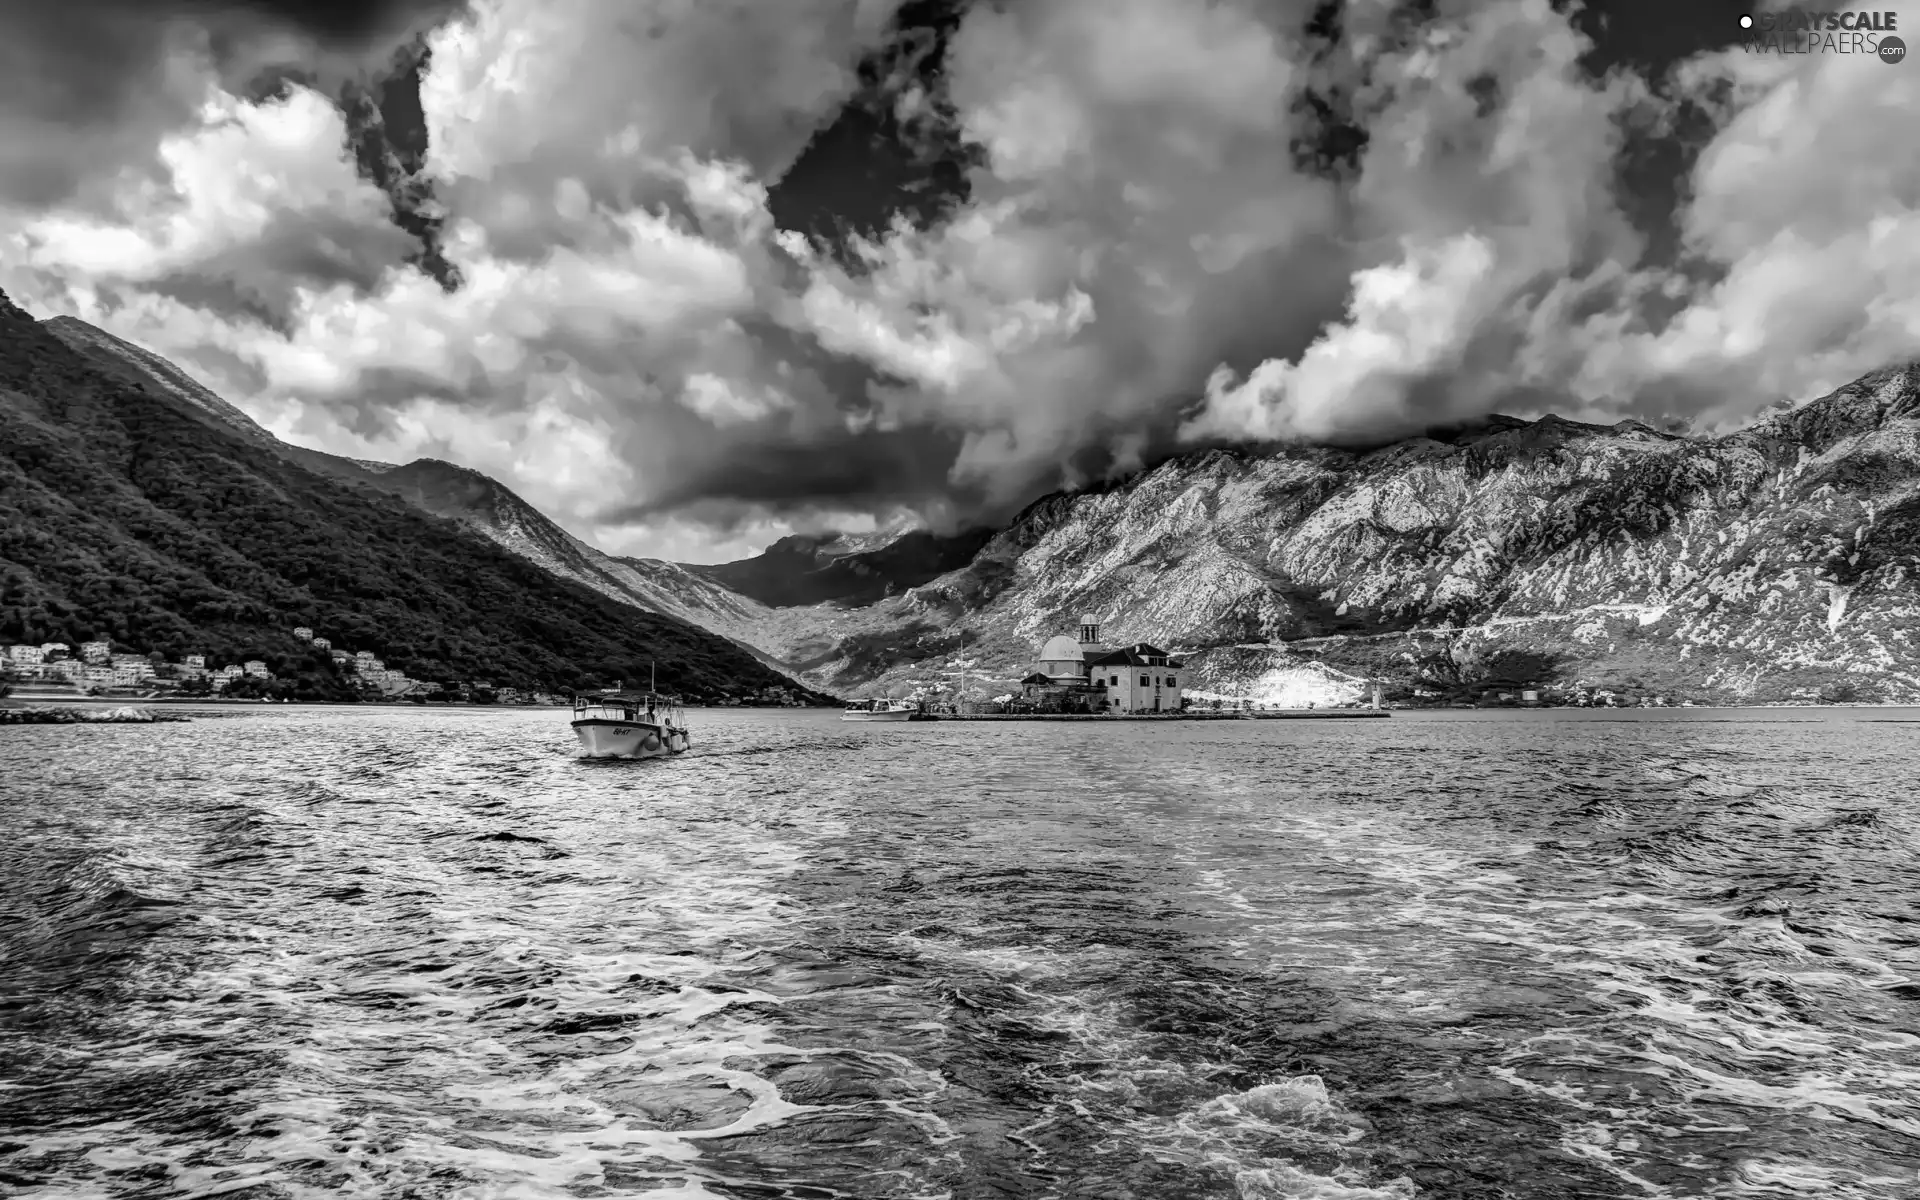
0,288,831,702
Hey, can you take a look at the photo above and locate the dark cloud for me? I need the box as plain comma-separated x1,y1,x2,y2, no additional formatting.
337,39,462,290
0,0,465,209
599,420,972,525
770,0,982,254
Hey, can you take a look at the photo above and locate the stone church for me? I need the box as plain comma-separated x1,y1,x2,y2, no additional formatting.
1019,616,1185,714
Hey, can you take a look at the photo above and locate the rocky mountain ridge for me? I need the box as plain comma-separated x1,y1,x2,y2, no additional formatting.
795,364,1920,705
690,527,996,609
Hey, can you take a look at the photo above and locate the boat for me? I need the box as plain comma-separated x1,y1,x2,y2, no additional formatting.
571,666,692,759
841,698,918,722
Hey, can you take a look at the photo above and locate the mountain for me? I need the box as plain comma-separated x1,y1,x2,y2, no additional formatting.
33,301,1920,708
774,365,1920,706
348,457,798,664
35,316,993,686
35,315,840,674
0,289,833,703
689,527,997,608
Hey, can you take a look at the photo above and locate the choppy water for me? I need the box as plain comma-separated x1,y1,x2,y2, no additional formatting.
4,707,1919,1199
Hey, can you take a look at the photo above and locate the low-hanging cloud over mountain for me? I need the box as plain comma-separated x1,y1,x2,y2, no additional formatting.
1,0,1914,560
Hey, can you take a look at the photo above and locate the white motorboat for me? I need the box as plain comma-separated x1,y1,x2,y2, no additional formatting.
572,683,692,759
841,698,918,722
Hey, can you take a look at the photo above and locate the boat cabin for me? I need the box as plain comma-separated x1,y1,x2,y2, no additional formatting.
574,690,683,728
844,698,913,713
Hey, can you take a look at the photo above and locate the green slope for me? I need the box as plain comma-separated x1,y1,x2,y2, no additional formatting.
0,289,830,702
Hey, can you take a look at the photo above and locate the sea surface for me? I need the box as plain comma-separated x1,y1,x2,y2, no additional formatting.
3,706,1919,1200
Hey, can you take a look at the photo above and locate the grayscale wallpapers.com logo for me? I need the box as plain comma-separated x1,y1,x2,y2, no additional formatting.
1737,9,1906,61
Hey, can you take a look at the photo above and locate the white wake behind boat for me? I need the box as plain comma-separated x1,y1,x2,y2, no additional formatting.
572,685,691,759
841,698,918,722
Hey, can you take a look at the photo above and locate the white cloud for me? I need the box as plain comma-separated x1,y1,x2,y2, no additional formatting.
1183,235,1499,443
779,0,1341,503
1565,23,1920,419
16,84,408,286
1180,0,1652,444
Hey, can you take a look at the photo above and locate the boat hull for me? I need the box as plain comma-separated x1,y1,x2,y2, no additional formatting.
841,709,915,722
572,718,691,759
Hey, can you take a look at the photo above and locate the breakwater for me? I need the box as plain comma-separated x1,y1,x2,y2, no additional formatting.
0,706,189,724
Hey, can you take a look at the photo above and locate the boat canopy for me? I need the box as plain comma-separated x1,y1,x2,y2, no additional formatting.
574,690,684,719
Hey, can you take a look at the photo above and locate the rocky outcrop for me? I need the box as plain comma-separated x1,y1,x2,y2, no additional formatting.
0,706,188,723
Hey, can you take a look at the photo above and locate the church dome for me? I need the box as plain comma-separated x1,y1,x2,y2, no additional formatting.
1038,634,1085,663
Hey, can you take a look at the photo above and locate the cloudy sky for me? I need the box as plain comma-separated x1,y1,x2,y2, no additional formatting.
1,0,1915,562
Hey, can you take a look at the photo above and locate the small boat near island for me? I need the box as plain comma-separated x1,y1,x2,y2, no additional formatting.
571,668,691,759
841,698,918,722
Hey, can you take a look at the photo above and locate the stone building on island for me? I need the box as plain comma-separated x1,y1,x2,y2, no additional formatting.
1017,616,1185,714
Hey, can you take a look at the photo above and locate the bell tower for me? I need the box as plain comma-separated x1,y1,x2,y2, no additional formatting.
1077,615,1103,649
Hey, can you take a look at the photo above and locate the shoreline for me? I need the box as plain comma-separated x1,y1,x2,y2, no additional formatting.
922,710,1391,721
1,696,836,712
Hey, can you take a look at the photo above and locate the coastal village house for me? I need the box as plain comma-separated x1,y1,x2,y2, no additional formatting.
109,661,154,688
3,623,538,702
1021,617,1186,714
